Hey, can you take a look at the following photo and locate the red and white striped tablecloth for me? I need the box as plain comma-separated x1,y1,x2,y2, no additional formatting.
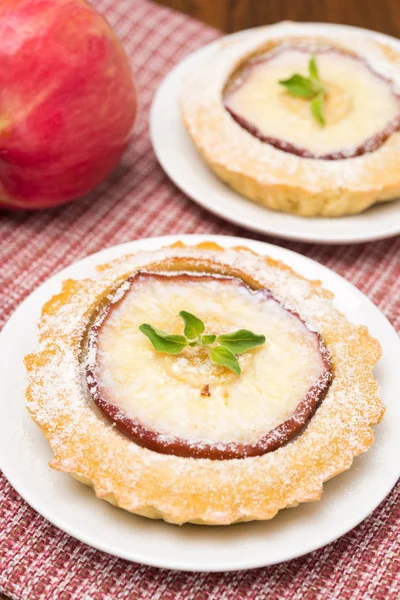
0,1,399,598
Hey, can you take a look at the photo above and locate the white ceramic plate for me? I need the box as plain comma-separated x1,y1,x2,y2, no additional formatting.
0,234,399,572
150,24,400,244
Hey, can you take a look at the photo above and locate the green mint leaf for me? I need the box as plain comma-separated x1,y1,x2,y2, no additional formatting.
309,54,320,82
209,345,241,375
217,330,266,354
201,334,216,346
179,311,205,340
139,324,188,354
279,74,317,98
310,93,325,126
279,54,326,126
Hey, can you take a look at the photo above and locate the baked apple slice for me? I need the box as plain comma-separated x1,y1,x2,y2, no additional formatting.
224,47,400,159
86,272,332,459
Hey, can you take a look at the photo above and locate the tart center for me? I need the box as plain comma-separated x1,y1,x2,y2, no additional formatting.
224,47,400,159
86,272,332,459
160,312,253,386
280,80,352,125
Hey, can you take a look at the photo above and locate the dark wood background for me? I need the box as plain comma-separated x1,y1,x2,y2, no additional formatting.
1,3,398,600
154,0,400,37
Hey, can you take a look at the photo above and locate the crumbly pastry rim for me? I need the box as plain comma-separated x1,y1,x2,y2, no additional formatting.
180,22,400,217
25,242,384,525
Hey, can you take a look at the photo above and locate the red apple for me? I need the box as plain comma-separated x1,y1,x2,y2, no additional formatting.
0,0,137,209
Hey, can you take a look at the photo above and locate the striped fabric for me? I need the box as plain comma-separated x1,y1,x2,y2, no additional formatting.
0,1,399,598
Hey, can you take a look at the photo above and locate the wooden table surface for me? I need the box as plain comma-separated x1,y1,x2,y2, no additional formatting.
1,3,398,600
155,0,400,36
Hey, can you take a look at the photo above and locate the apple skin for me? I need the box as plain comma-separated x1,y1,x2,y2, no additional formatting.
0,0,137,209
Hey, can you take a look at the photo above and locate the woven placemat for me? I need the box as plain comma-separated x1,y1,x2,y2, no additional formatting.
0,1,399,598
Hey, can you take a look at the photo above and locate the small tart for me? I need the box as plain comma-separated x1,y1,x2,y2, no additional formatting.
25,242,384,525
180,22,400,216
224,47,400,160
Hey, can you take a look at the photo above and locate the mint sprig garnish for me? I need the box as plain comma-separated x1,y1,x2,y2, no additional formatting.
179,310,204,339
138,324,189,355
309,54,319,81
279,54,326,126
310,92,324,127
216,329,266,354
201,334,216,346
139,311,266,376
209,345,241,376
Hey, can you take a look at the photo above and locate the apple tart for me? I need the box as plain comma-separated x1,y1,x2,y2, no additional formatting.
25,242,384,525
180,22,400,216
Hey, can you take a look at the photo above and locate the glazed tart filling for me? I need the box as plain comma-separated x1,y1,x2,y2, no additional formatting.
86,272,332,459
224,46,400,159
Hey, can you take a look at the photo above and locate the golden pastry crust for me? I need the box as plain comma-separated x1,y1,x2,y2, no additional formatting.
25,242,384,525
180,22,400,217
